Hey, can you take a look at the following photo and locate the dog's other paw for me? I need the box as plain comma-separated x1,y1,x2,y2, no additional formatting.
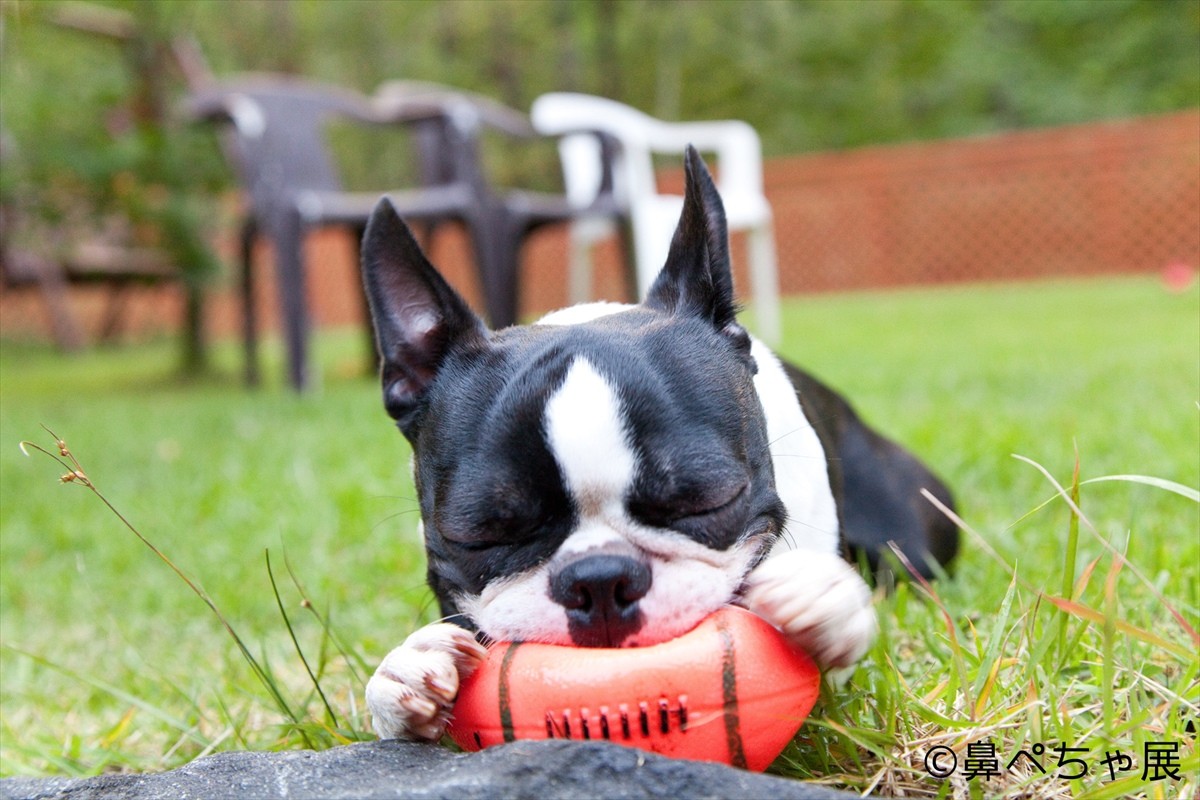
365,623,488,741
741,549,876,669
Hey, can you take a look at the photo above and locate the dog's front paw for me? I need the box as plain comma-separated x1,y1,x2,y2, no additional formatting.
742,549,876,669
365,623,488,741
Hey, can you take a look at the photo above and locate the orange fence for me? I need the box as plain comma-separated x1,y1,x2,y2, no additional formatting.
2,111,1196,345
763,110,1199,293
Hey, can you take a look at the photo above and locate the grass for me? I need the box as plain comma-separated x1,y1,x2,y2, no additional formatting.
1,275,1197,797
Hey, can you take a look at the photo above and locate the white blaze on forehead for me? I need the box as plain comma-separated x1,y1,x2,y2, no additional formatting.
543,357,637,512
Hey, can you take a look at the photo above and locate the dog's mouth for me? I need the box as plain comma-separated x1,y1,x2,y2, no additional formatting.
459,528,773,649
567,541,777,648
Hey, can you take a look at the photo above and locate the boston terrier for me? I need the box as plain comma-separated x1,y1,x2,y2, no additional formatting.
361,147,958,741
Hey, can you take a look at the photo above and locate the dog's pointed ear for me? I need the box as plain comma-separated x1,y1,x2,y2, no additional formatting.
361,198,486,437
645,146,748,352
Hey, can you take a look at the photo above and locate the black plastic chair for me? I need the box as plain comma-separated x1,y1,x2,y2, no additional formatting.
188,75,475,389
189,76,622,391
373,81,628,331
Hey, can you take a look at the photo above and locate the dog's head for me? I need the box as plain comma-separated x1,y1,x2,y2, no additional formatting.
362,148,786,647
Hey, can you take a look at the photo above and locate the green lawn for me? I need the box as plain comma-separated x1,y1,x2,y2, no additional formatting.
1,276,1197,797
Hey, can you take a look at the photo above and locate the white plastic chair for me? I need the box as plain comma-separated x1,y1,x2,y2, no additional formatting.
530,92,781,343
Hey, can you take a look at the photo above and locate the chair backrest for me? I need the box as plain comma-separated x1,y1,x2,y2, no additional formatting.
374,80,569,205
531,92,767,210
532,92,775,294
373,82,621,221
188,76,379,219
531,93,661,211
373,82,508,195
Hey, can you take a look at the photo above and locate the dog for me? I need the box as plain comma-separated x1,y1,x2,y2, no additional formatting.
360,147,958,741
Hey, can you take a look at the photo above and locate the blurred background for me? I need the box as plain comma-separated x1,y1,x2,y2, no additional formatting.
2,2,1198,780
1,0,1197,374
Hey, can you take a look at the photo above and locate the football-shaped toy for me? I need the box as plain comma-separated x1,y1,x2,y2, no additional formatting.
447,606,820,771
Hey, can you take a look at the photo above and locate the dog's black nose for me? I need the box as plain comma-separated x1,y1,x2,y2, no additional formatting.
551,555,651,647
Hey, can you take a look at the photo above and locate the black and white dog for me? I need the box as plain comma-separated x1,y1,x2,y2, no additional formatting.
361,148,957,741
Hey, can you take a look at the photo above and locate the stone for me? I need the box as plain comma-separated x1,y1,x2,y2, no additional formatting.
2,739,865,799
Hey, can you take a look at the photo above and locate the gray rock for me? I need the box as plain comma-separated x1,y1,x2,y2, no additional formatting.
1,739,864,799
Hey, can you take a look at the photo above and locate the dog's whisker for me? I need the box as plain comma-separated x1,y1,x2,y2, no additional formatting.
370,509,422,533
366,493,420,503
417,595,443,619
767,453,827,460
765,426,811,448
780,513,838,537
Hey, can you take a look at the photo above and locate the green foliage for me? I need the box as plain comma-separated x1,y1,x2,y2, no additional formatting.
3,0,1197,199
2,1,225,303
170,0,1200,156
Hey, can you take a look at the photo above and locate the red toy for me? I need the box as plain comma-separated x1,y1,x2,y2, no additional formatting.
447,606,820,771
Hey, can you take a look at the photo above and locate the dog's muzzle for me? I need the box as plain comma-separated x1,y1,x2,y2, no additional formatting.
550,554,651,647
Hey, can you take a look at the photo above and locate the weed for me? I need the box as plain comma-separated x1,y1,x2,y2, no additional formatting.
15,428,374,761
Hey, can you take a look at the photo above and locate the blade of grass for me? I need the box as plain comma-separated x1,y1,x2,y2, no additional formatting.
1057,447,1082,661
972,573,1019,705
888,543,973,718
1081,474,1200,503
265,549,340,729
1101,553,1123,741
282,550,371,688
99,707,138,750
1012,453,1200,648
1003,467,1197,538
1041,596,1192,659
1073,556,1102,600
206,690,252,752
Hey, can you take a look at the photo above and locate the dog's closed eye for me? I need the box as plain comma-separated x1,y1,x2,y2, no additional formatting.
437,476,570,551
441,513,546,551
630,481,747,525
628,480,751,545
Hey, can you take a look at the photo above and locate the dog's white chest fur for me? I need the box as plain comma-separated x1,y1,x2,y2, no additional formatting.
747,341,840,555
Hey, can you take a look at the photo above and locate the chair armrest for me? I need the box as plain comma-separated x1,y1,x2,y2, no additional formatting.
530,93,765,198
186,76,384,135
185,90,266,138
533,124,624,210
370,92,465,127
373,81,536,138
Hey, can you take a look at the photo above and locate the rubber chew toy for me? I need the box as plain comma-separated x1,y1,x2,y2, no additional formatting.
447,606,820,771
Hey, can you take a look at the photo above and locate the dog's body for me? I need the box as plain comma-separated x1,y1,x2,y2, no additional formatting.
361,149,957,741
